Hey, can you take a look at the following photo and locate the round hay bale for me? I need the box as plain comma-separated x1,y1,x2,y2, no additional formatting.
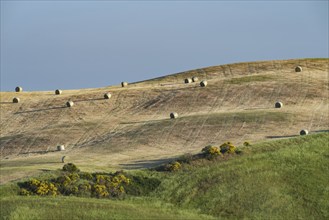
275,101,283,108
15,86,23,92
200,80,208,87
184,78,192,84
295,66,302,72
300,129,308,136
61,156,66,163
170,112,178,119
121,82,128,87
66,100,74,107
13,97,20,103
192,76,199,82
104,92,111,99
57,145,65,151
55,89,62,95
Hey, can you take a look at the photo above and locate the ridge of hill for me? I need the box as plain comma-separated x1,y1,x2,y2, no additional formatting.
0,58,328,184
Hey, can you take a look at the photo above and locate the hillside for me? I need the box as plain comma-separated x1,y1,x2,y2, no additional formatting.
1,58,328,183
1,133,328,219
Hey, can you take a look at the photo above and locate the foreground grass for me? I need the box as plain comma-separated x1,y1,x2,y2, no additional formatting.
1,133,328,219
0,185,213,220
150,133,329,219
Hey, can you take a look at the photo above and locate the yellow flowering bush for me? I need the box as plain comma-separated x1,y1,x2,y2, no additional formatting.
18,164,131,199
80,172,93,180
165,161,182,172
22,179,58,196
92,184,109,198
202,145,222,159
220,142,236,154
96,175,107,185
19,188,31,196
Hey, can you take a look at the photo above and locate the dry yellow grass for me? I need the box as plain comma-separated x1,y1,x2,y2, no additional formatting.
0,58,328,184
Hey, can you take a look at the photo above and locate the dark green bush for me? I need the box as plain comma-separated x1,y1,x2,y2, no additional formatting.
243,141,251,147
235,148,243,154
80,172,93,180
63,163,80,173
63,185,79,196
77,182,92,197
165,161,182,172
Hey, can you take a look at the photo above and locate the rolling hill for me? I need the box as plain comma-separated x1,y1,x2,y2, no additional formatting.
1,132,328,219
0,58,328,184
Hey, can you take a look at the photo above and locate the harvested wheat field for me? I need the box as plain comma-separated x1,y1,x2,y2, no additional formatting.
0,58,328,184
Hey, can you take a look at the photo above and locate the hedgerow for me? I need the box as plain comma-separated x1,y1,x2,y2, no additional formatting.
18,163,161,200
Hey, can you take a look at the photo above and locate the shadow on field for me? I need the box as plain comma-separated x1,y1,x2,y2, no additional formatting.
119,158,174,169
32,161,61,164
19,150,58,155
15,106,66,114
39,169,53,172
74,98,105,103
266,135,298,139
120,118,166,125
267,130,329,139
313,129,329,133
244,107,270,110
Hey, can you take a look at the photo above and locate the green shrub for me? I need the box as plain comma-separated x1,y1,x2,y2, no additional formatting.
19,188,31,196
243,141,251,147
67,173,80,181
165,161,182,172
63,185,79,196
78,182,92,197
63,163,80,173
55,175,72,187
80,172,93,180
235,148,243,154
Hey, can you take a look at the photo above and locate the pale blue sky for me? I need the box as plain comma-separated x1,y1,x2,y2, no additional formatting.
1,1,328,91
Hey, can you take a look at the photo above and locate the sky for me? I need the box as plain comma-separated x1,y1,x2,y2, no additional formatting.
1,1,328,92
